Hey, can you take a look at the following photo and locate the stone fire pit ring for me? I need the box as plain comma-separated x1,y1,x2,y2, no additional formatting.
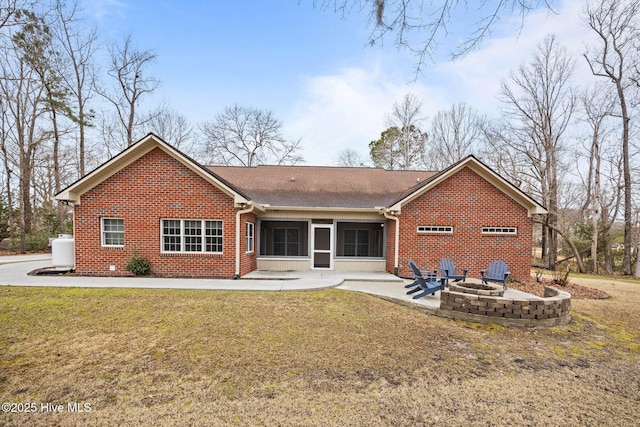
448,282,504,297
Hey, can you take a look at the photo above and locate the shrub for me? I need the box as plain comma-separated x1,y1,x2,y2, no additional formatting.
125,252,152,276
551,266,570,287
8,230,51,252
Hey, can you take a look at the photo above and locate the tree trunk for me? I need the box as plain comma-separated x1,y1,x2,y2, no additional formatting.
635,229,640,278
592,131,601,275
535,218,586,273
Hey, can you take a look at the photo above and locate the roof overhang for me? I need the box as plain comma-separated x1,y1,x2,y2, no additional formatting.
258,205,384,213
389,156,548,217
55,133,251,206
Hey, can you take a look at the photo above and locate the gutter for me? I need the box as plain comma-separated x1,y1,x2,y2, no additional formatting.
234,202,255,279
383,209,400,276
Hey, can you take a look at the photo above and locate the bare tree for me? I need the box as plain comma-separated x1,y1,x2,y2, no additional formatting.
371,93,427,170
387,94,426,157
142,105,194,152
578,83,619,274
335,148,368,167
199,105,304,166
98,34,159,150
0,90,13,240
496,35,577,271
0,0,36,35
317,1,557,75
369,125,427,169
584,0,639,276
13,4,75,234
52,0,98,177
426,103,485,169
0,12,49,252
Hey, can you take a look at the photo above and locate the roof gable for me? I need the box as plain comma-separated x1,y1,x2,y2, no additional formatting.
389,155,547,216
56,138,545,216
55,133,250,206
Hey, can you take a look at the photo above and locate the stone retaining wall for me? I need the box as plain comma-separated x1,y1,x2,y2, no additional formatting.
438,286,571,327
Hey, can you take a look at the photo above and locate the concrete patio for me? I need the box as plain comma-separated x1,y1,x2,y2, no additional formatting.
0,254,540,316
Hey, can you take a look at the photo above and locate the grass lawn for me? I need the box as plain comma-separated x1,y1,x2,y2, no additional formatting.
1,281,639,426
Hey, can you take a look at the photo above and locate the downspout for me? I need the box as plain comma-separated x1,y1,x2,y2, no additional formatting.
234,202,254,279
383,210,400,276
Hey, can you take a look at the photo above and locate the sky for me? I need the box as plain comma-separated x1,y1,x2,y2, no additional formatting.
84,0,597,166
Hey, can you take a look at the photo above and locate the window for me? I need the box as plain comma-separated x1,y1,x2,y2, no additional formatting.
417,226,453,234
336,222,384,258
246,222,255,253
344,229,369,256
205,221,223,252
162,220,181,252
482,227,517,235
273,228,299,256
102,218,124,247
184,220,202,252
259,221,308,257
161,219,223,253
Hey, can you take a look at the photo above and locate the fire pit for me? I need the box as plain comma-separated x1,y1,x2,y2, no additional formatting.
448,282,504,297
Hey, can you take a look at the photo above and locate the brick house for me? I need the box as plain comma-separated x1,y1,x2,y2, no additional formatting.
55,133,546,280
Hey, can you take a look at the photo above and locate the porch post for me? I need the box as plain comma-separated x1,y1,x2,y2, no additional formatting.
234,203,254,279
384,210,400,275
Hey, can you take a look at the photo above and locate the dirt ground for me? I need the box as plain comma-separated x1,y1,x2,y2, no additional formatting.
1,275,639,426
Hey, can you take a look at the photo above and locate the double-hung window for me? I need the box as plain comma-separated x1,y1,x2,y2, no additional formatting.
102,218,124,247
246,222,255,253
162,219,223,253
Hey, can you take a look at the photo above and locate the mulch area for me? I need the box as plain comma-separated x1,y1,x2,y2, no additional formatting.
509,278,609,299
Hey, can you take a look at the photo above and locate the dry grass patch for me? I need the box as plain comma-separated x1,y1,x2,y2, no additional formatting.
1,282,639,426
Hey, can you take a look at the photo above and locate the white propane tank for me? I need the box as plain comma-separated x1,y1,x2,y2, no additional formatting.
52,234,75,271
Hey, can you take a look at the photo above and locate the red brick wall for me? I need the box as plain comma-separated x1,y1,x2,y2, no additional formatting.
74,147,247,278
392,166,533,281
239,212,258,276
385,217,397,274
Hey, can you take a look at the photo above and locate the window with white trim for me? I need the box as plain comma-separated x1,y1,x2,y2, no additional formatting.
161,219,223,253
417,225,453,234
482,227,517,235
246,222,255,253
102,218,124,247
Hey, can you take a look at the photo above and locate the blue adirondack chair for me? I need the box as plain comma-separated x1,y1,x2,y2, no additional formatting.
480,260,510,290
404,258,437,288
406,259,446,299
439,258,467,285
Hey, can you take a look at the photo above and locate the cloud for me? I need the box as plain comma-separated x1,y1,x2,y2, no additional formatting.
277,0,597,167
286,63,448,166
435,0,596,116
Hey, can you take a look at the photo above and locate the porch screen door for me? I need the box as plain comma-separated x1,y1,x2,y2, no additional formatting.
311,224,333,269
